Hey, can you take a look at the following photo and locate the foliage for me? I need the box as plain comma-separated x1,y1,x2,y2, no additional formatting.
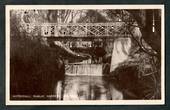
10,10,65,96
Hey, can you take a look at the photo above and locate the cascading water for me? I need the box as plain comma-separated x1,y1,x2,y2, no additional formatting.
110,37,132,73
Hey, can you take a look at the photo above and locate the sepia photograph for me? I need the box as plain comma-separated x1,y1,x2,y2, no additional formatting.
6,5,164,105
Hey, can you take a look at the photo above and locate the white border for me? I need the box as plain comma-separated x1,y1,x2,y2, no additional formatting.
6,5,165,105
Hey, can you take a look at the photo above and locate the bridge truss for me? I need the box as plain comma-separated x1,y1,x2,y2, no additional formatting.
24,22,131,38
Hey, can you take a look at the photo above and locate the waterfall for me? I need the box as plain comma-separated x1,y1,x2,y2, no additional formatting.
110,37,132,72
65,64,103,76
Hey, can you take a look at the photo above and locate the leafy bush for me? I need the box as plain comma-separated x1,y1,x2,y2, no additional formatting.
10,35,65,96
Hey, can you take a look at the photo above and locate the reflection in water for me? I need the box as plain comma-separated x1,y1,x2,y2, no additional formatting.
57,76,123,100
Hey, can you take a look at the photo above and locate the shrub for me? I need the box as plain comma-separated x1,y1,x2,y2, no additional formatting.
10,35,64,97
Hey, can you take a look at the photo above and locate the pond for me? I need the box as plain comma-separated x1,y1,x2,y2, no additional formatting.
58,76,123,100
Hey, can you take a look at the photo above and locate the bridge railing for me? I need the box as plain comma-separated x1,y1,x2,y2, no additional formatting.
24,22,131,37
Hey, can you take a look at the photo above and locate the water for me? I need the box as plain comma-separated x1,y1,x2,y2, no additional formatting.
65,64,103,76
60,76,123,100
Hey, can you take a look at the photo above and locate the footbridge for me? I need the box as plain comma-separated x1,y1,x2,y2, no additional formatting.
24,22,131,38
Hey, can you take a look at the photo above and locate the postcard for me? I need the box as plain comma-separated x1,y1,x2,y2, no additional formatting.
6,5,165,105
